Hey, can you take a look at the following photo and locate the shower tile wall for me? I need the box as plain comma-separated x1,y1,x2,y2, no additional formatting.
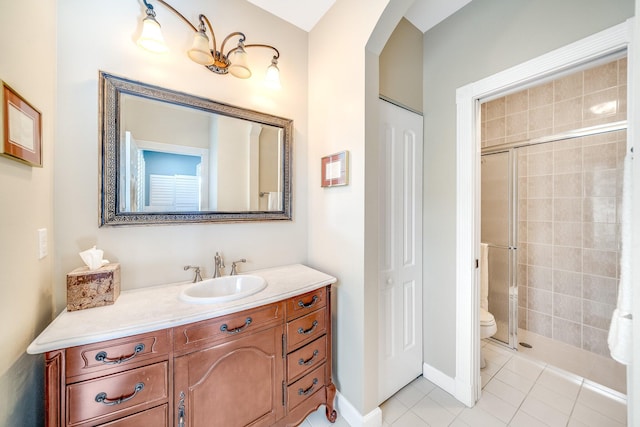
516,130,625,357
481,57,627,148
481,57,627,358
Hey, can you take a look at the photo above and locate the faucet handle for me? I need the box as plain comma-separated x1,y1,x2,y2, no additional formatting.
230,259,247,276
183,265,202,283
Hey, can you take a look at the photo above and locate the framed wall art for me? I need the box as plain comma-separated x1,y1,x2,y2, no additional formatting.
1,80,42,167
321,150,349,187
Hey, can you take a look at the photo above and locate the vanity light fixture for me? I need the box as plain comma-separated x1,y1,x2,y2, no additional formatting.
137,0,281,87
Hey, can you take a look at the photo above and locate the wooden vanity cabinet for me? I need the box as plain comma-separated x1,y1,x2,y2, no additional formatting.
279,286,337,427
173,301,285,427
44,285,336,427
45,329,171,427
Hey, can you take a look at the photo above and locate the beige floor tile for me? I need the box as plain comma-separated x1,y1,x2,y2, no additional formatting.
570,403,626,427
411,395,457,426
393,382,428,408
391,410,430,427
381,396,409,425
520,395,569,427
504,357,545,382
476,389,518,424
528,382,576,414
410,376,437,395
483,378,526,407
427,387,466,415
458,405,507,427
494,367,535,394
509,410,549,427
576,384,627,424
536,366,582,399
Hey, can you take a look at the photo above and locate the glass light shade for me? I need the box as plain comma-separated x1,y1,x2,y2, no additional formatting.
137,16,167,53
265,62,281,89
187,31,214,65
228,46,251,79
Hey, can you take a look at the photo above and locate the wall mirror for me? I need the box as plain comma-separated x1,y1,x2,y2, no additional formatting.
99,71,292,226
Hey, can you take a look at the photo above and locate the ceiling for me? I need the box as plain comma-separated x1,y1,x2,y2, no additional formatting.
246,0,472,33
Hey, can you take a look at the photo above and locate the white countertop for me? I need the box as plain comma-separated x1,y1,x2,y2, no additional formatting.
27,264,336,354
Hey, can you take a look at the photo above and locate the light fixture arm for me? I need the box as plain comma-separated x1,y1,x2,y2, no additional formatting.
229,44,280,61
143,0,197,32
220,32,247,58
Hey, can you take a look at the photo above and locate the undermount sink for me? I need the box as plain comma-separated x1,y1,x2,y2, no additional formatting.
179,275,267,304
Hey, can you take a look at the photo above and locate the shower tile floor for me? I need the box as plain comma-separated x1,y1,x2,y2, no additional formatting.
515,328,626,394
301,339,627,427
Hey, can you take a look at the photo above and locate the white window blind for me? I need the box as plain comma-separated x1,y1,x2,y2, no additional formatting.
149,174,200,211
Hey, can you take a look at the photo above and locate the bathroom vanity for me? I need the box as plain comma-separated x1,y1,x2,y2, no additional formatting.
29,264,337,427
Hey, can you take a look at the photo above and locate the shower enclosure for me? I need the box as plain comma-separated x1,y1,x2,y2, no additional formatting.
480,127,627,356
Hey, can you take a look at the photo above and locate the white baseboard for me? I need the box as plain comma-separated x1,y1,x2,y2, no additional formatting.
336,391,382,427
423,362,456,397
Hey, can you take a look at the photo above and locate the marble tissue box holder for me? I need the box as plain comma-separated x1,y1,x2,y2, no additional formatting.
66,263,121,311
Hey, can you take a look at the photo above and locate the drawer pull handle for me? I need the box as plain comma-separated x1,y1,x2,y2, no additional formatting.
95,343,145,365
297,320,318,335
297,295,318,309
299,350,320,366
220,317,252,334
95,382,144,406
298,378,319,396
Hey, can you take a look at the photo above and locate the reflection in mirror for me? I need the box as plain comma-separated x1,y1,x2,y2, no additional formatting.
99,71,292,226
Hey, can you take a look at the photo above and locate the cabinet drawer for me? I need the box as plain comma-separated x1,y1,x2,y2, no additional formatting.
286,364,326,411
66,330,170,380
66,362,168,426
286,287,327,321
286,308,326,352
287,336,326,383
97,404,167,426
174,301,284,353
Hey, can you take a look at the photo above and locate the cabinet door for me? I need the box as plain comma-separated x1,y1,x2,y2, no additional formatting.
174,326,284,427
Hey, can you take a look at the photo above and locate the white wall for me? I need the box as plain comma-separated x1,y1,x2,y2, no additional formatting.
308,0,385,415
379,18,423,113
422,0,635,377
55,0,309,310
308,0,414,417
0,0,56,425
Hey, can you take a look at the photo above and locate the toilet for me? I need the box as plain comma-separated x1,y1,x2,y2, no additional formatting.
480,243,497,369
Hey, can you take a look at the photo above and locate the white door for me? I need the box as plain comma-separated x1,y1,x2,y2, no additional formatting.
378,99,424,403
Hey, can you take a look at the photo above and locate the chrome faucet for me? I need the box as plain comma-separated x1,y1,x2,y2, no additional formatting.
183,265,203,282
230,259,246,275
213,252,225,278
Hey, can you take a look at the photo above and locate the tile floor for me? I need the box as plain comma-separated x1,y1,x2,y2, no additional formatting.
302,340,627,427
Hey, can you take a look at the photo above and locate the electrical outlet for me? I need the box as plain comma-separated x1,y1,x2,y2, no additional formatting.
38,228,47,259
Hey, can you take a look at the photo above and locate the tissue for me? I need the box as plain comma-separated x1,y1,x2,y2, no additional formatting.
79,246,110,270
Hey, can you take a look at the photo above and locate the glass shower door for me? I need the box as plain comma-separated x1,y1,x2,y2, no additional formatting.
481,150,517,347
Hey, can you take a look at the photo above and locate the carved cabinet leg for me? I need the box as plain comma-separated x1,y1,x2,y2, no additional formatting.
325,382,337,423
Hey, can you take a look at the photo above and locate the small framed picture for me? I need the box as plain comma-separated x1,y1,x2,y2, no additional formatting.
321,150,349,187
1,81,42,167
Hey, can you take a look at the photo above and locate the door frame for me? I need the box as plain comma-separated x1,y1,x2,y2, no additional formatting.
454,20,634,406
